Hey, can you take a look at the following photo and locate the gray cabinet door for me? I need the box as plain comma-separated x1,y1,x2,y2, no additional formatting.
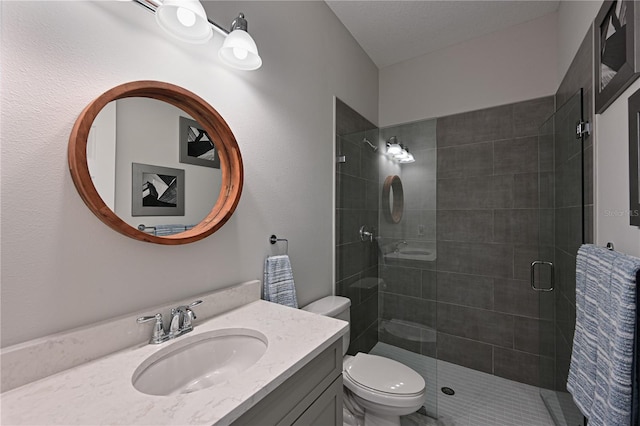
232,340,342,426
292,376,343,426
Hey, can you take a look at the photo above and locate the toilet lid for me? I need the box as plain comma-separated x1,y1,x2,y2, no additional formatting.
344,353,425,396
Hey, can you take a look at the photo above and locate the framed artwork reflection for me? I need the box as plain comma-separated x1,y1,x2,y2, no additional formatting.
179,116,220,169
132,163,185,217
595,0,640,114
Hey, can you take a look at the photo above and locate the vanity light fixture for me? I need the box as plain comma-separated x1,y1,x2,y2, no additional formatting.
218,13,262,71
386,137,415,164
155,0,212,43
133,0,262,70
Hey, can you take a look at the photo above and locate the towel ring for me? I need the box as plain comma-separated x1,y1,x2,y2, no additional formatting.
270,234,288,254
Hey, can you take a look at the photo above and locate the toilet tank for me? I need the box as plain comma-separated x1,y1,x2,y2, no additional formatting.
301,296,350,356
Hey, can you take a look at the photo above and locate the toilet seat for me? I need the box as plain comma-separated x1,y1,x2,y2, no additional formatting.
343,353,425,408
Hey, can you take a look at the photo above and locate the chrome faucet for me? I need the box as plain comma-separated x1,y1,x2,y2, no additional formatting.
393,240,408,253
137,300,203,344
169,300,202,337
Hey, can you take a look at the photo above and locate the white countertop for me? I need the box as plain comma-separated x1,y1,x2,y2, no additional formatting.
1,300,348,425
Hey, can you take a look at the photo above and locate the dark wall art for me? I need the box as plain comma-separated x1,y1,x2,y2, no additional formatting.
132,163,185,216
595,0,640,113
179,116,220,169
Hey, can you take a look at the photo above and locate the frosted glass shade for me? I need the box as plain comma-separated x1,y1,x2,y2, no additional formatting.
218,29,262,70
394,150,409,160
155,0,212,44
398,153,415,163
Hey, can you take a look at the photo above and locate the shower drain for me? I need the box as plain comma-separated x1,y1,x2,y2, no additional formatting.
441,387,455,396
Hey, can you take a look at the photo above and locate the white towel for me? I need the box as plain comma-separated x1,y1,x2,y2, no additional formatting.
263,255,298,308
567,244,640,426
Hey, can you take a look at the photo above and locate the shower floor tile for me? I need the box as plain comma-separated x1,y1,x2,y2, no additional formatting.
370,342,555,426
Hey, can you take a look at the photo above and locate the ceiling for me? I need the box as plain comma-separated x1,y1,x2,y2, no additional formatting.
325,1,560,69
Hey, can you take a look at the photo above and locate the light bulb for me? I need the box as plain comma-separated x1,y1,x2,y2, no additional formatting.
233,47,249,60
176,7,196,27
155,0,212,44
386,143,402,156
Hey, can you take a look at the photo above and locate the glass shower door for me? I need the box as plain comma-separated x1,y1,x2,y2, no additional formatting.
536,89,585,426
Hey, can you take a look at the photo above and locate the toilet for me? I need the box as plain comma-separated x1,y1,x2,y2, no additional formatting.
302,296,426,426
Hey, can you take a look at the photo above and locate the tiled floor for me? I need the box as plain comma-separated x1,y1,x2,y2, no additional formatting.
370,342,555,426
540,389,584,426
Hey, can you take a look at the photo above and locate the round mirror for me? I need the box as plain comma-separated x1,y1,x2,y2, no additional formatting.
382,175,404,224
68,81,243,245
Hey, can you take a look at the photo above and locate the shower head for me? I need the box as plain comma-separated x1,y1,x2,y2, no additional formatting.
363,138,378,152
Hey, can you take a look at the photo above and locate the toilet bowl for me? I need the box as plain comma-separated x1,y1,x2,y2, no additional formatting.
302,296,426,426
343,353,426,426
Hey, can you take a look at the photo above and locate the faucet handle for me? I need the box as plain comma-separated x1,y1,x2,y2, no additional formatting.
182,300,202,329
136,313,162,324
169,307,182,334
183,308,196,328
168,300,203,335
137,313,167,344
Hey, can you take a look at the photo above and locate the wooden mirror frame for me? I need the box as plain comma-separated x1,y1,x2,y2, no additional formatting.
382,175,404,224
68,81,243,245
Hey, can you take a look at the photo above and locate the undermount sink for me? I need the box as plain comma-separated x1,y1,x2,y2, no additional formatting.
132,328,268,396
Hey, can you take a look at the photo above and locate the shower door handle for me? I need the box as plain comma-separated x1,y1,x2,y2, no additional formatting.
530,260,554,292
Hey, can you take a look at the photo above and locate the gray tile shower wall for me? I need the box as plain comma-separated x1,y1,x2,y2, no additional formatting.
377,92,591,390
378,118,438,358
335,98,380,355
377,99,555,387
436,96,555,385
433,96,555,387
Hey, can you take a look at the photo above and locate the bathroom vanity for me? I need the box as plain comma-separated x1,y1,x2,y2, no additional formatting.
234,339,343,425
0,281,347,425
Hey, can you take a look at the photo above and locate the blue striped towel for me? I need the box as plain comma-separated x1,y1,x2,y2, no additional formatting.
263,255,298,308
154,224,194,236
567,244,640,426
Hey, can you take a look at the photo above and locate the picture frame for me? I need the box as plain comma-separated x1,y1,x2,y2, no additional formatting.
131,163,185,217
595,0,640,114
629,89,640,226
179,116,220,169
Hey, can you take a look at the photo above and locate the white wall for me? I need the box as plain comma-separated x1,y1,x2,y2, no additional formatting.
378,12,558,126
88,101,117,210
556,0,601,83
555,0,640,257
595,78,640,256
0,1,378,347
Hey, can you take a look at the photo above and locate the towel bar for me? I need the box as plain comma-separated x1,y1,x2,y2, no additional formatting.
269,234,288,254
138,224,192,236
